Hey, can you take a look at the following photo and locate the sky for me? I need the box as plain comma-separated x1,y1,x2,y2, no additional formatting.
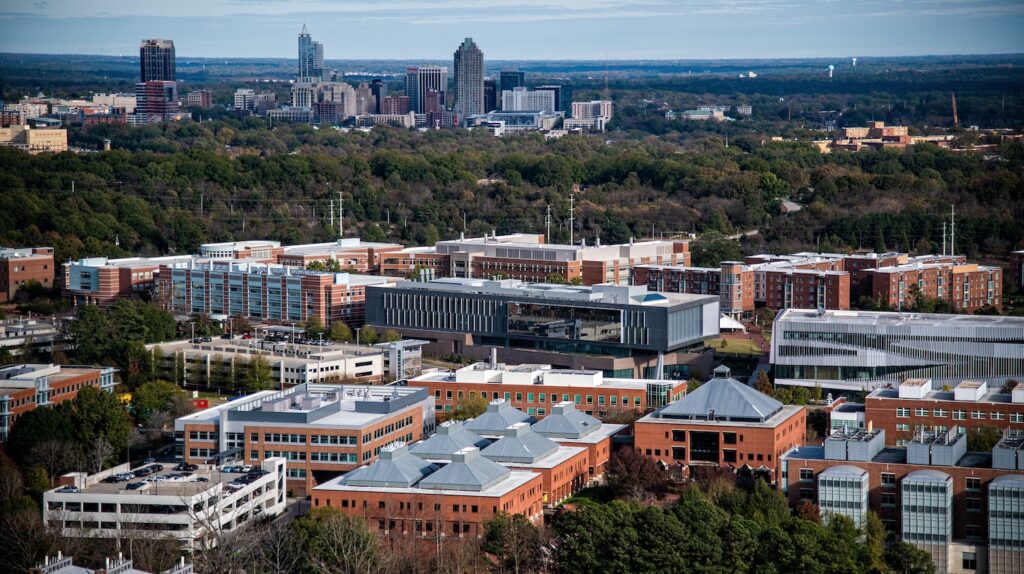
1,0,1023,60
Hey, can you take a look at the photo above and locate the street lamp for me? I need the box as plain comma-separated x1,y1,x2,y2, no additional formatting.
355,327,361,347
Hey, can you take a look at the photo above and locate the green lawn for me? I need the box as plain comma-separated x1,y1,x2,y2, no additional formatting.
705,337,764,356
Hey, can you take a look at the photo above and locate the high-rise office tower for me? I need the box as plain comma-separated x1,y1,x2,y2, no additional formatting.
484,79,497,113
536,85,564,112
139,39,175,82
453,38,484,117
297,24,324,81
405,66,448,113
499,70,525,96
370,79,388,114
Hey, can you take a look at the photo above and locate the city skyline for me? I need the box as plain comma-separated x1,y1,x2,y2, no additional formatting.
2,0,1024,60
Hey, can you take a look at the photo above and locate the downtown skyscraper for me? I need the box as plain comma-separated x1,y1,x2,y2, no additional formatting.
139,39,175,82
297,24,324,81
453,38,484,118
404,66,448,114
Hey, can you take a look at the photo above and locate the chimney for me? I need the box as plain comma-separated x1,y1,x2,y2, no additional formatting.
490,347,498,368
868,420,873,432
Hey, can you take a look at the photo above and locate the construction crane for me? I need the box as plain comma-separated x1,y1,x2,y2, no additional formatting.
951,92,959,129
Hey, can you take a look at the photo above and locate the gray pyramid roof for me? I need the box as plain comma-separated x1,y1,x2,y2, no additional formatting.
418,447,510,492
409,420,490,460
658,366,783,423
344,443,437,488
531,401,601,439
463,399,532,436
481,423,559,464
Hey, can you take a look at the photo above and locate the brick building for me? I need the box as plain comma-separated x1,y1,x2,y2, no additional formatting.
634,366,806,483
781,428,1024,574
63,255,194,307
406,359,688,419
0,247,54,302
868,262,1002,312
763,269,850,311
865,378,1024,447
0,364,117,441
174,383,435,495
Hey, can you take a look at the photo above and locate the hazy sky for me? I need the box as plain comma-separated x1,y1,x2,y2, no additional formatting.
2,0,1023,60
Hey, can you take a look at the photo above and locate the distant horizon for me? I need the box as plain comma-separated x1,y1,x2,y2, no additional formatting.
2,0,1023,60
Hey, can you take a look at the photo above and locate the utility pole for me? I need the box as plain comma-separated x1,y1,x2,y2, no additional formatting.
338,190,344,239
545,204,551,243
568,193,575,245
951,92,959,129
329,200,334,229
950,204,955,256
942,221,947,256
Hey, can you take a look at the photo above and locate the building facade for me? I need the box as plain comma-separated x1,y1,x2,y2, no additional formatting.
0,125,68,154
771,309,1024,391
297,25,324,81
139,39,175,82
453,38,484,118
869,262,1002,313
1,364,117,442
405,67,448,114
0,246,54,302
63,255,193,307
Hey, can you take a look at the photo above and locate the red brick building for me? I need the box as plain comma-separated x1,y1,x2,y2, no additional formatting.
868,262,1002,312
865,378,1024,447
632,263,756,317
634,366,806,484
763,269,850,311
0,247,54,302
0,364,117,442
64,255,194,307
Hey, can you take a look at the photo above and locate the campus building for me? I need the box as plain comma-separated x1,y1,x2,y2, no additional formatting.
174,383,435,495
148,339,394,388
867,261,1002,313
0,124,68,154
44,458,286,551
366,277,719,379
634,366,806,483
0,246,54,302
63,255,194,307
1,364,117,442
406,358,688,419
864,378,1024,447
782,428,1024,574
771,309,1024,391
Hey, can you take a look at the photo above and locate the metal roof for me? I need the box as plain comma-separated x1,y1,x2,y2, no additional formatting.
819,465,868,478
657,366,783,423
418,447,510,492
409,421,490,460
481,424,558,464
530,401,601,439
902,469,952,483
463,399,532,435
344,443,437,488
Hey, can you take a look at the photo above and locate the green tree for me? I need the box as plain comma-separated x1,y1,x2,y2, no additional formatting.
691,231,742,267
4,404,75,466
132,380,184,422
305,316,325,338
68,304,111,363
328,321,354,342
755,370,774,396
967,426,1002,452
70,386,133,466
885,541,935,574
243,355,273,393
359,325,379,345
449,393,488,421
122,340,153,389
483,512,546,574
380,329,402,343
362,222,388,243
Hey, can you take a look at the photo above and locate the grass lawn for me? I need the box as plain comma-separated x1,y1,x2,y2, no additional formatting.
705,337,764,356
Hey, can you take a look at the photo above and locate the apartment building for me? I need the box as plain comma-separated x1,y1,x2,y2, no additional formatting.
771,309,1024,391
366,277,719,379
634,366,806,484
782,428,1024,574
865,378,1024,446
868,261,1003,312
1,364,117,442
44,458,286,550
174,383,435,495
148,339,390,388
0,246,54,302
407,359,688,418
158,260,395,328
63,255,194,307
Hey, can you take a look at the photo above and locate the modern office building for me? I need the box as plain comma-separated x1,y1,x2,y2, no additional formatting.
133,80,179,124
0,125,68,154
634,366,806,483
366,277,719,379
148,339,390,388
453,38,484,118
234,88,256,112
369,79,388,114
864,378,1024,446
483,79,497,113
782,428,1024,574
501,87,557,113
536,85,566,112
372,339,427,381
0,246,54,302
139,39,175,82
771,309,1024,391
157,260,396,328
44,458,286,550
1,363,117,442
566,101,613,132
63,255,193,307
276,238,405,272
297,24,324,81
380,95,411,115
405,66,448,114
499,70,525,97
406,359,688,418
175,383,434,495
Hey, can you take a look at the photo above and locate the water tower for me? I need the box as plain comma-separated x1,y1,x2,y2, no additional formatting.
828,64,835,78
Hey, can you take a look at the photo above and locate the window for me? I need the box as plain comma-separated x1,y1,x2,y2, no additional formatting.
965,498,981,513
881,473,896,487
992,412,1005,421
723,432,737,445
952,410,966,421
799,468,813,482
672,447,685,460
966,525,981,541
672,430,686,442
896,424,910,432
966,477,981,491
881,493,896,507
971,410,985,420
914,408,928,417
933,409,948,417
962,552,977,570
1011,413,1024,423
896,408,910,418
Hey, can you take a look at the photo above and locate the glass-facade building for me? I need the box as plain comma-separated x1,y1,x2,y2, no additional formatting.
817,465,870,526
989,474,1024,574
771,309,1024,391
901,470,953,574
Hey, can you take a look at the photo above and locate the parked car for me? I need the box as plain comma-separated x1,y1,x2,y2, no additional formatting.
221,333,232,339
195,477,209,483
175,463,198,472
116,472,135,481
126,482,146,490
56,486,79,493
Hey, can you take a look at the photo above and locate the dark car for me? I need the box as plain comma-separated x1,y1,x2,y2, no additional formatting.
150,464,164,472
101,476,121,483
133,468,150,478
126,482,146,490
175,463,199,472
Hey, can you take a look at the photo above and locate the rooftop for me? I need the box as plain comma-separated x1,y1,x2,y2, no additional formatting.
0,364,108,397
652,365,785,424
784,445,993,469
49,458,283,499
409,361,679,391
776,308,1024,329
463,399,533,436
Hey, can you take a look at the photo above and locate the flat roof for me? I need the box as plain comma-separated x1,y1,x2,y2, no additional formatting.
869,388,1014,405
51,460,278,498
313,467,541,497
282,239,402,256
149,339,381,362
776,308,1024,328
784,445,993,469
549,423,626,444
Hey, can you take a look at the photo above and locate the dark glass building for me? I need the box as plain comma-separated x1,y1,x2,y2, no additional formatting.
139,39,175,82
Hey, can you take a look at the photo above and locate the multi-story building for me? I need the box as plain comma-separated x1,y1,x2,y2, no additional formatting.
369,79,388,114
63,255,193,307
566,101,613,132
44,458,286,550
1,364,117,441
501,87,557,113
148,339,390,388
634,366,806,484
1011,250,1024,293
864,378,1024,446
0,125,68,154
405,66,448,114
407,359,688,418
781,428,1024,574
266,106,313,124
868,261,1002,312
634,262,755,317
0,318,65,358
483,79,497,113
234,88,256,112
453,38,484,118
373,339,427,381
132,80,178,124
174,383,434,494
771,309,1024,391
380,95,411,115
158,260,395,328
186,90,212,109
139,39,175,82
277,239,404,272
536,85,566,112
367,277,719,379
498,70,525,98
0,246,54,302
356,112,417,129
297,24,324,81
